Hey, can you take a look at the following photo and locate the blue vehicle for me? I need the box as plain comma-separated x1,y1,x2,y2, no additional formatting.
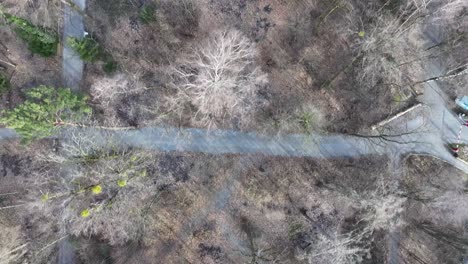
456,96,468,111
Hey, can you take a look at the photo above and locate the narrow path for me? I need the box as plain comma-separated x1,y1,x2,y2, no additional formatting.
62,0,86,91
59,0,86,263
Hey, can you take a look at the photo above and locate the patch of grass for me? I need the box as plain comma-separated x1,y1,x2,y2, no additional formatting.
139,6,156,24
0,74,10,95
2,13,58,57
298,112,314,134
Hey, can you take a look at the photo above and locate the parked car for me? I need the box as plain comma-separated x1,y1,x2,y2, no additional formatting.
448,143,468,159
458,113,468,126
456,96,468,111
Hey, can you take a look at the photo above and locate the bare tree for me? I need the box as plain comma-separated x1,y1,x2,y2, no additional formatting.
27,141,170,246
354,12,424,96
433,0,468,26
359,181,406,232
306,229,370,264
0,224,27,264
424,190,468,226
167,29,268,129
90,73,144,106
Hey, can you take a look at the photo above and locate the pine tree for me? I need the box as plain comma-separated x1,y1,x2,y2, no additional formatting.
1,13,58,57
67,36,101,62
0,85,91,141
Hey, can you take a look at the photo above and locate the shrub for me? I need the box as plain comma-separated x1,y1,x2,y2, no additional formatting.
90,73,143,105
298,112,314,134
0,74,10,95
67,36,101,62
2,13,58,57
67,36,118,74
139,6,156,24
103,57,118,74
0,85,91,141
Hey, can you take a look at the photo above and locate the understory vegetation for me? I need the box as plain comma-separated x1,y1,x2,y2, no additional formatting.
0,144,466,263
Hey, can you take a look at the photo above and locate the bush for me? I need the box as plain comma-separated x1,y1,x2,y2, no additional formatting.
103,57,118,74
0,85,91,141
139,6,156,24
67,36,101,62
0,74,10,95
3,13,58,57
67,36,118,74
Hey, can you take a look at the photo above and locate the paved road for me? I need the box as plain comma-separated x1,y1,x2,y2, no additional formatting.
386,21,468,264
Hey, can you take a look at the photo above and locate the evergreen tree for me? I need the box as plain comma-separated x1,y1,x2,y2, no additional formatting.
0,85,91,141
1,13,58,57
67,36,101,62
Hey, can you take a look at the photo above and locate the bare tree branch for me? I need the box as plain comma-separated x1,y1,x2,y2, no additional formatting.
167,29,268,129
